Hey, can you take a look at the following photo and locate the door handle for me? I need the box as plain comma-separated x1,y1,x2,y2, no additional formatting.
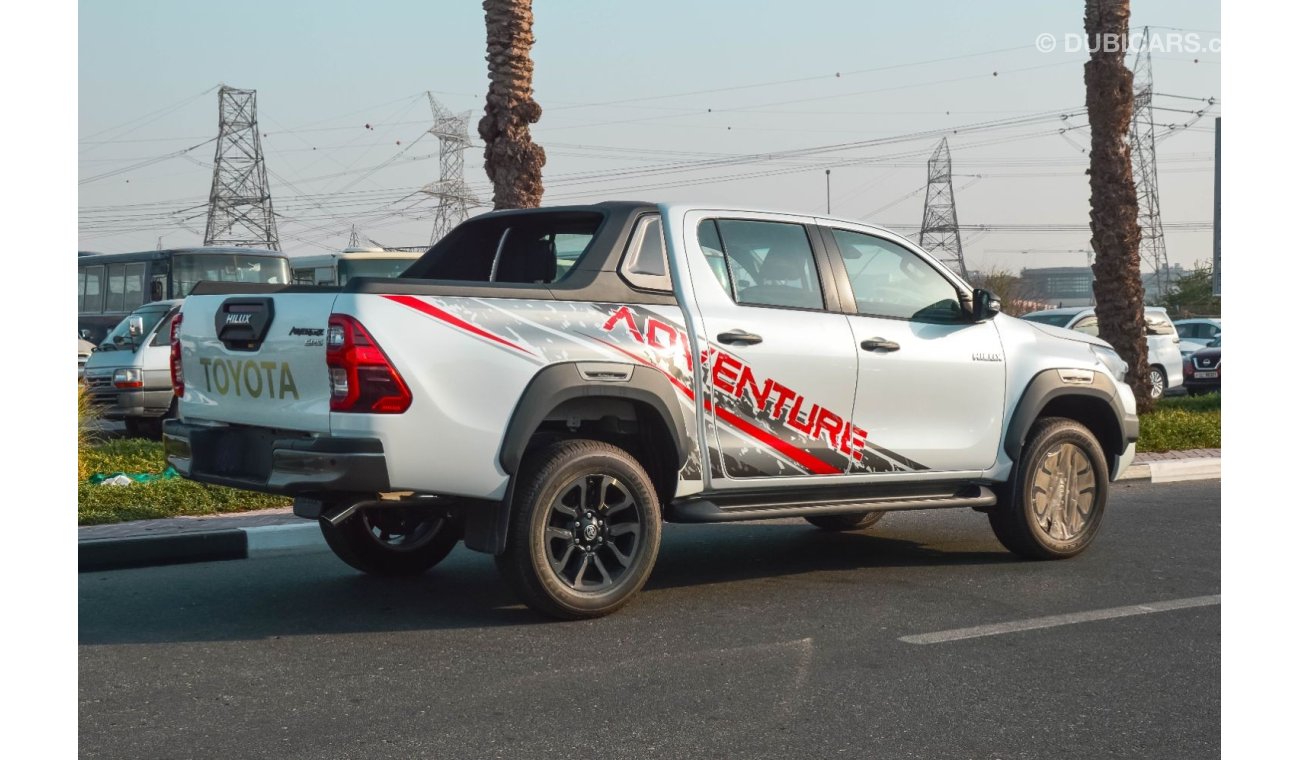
860,338,900,352
717,329,763,346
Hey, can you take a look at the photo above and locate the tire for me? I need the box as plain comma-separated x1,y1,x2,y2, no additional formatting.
319,506,462,576
495,439,662,620
804,512,884,532
988,417,1109,560
1149,366,1167,400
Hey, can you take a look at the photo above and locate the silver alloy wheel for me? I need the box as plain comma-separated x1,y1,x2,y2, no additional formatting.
360,510,447,553
1029,442,1098,542
1149,368,1166,399
544,473,643,592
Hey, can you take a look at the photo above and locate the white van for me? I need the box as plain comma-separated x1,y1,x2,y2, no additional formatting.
82,300,182,437
1021,306,1184,399
290,248,421,286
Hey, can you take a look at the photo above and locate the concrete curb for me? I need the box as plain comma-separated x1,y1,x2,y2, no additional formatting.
79,458,1220,572
79,523,324,573
1115,457,1221,484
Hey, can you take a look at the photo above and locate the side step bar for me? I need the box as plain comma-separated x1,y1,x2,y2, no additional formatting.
667,485,997,524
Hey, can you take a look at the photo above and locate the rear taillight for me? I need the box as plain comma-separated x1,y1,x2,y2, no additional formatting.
169,312,184,398
325,314,411,413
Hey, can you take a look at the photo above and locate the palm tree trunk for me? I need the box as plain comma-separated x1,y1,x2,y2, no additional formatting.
479,0,546,210
1084,0,1153,411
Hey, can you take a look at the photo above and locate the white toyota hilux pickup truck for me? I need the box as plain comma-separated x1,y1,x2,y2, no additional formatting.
166,201,1138,619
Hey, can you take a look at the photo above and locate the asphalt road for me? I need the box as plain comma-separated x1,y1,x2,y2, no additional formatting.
80,479,1220,760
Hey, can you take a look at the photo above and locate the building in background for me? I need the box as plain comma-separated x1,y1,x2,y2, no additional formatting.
1020,266,1095,308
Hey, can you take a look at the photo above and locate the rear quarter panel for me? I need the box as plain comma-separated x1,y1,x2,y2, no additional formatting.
330,293,702,500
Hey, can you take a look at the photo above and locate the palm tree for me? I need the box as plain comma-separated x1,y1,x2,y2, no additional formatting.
479,0,546,209
1084,0,1153,411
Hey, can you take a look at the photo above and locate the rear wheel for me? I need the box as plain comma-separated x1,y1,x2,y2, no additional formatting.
804,512,884,532
1149,366,1167,400
989,417,1108,559
319,506,462,576
496,439,662,620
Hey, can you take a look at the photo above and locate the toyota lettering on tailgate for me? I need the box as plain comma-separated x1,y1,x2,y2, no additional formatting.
197,357,300,400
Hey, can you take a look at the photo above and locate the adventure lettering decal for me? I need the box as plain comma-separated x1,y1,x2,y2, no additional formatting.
599,305,873,473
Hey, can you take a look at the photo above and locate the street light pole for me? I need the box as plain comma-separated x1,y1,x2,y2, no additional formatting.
825,169,831,215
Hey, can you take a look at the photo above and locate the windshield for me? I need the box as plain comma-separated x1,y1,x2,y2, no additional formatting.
98,307,170,351
173,253,291,297
1021,312,1076,327
338,258,415,284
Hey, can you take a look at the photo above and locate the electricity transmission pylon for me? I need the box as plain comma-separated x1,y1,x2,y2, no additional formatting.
1129,26,1170,299
203,85,280,251
423,92,479,245
917,138,968,278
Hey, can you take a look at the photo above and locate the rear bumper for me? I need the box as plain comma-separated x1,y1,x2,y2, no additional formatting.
163,419,390,496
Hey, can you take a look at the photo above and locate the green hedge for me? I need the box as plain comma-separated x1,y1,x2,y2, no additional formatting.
1137,392,1221,453
79,439,289,525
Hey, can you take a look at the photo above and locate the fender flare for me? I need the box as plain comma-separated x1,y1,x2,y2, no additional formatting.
1003,369,1139,470
498,362,691,475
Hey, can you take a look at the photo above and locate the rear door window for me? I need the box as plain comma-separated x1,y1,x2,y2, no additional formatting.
705,219,824,310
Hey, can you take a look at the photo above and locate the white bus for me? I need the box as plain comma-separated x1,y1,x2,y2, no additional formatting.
290,248,422,286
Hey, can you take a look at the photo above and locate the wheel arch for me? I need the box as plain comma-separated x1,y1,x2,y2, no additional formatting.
1004,369,1138,479
465,362,691,556
498,362,690,476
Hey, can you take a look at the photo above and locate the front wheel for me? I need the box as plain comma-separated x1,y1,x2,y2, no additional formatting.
496,439,662,620
988,417,1108,560
320,506,462,576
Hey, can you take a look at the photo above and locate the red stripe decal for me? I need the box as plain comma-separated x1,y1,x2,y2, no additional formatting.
589,334,838,476
384,295,534,356
710,404,841,475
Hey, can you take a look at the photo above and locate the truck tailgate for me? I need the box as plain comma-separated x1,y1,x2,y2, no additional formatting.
178,292,337,433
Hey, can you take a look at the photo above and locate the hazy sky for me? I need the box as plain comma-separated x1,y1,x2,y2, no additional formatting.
78,0,1221,274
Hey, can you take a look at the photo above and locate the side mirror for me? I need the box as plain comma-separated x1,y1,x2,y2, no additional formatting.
79,328,92,340
970,289,1002,321
127,315,145,347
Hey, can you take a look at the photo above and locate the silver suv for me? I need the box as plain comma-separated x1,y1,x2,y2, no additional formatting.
1021,306,1183,399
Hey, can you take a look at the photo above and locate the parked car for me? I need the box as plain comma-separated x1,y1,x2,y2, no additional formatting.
82,300,182,438
1174,317,1221,356
78,336,95,379
165,201,1139,620
1021,306,1183,400
1182,335,1221,396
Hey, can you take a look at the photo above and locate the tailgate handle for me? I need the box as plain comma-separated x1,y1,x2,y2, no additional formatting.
215,297,276,352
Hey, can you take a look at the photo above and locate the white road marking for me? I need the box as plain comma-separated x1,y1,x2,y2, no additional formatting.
899,594,1221,645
